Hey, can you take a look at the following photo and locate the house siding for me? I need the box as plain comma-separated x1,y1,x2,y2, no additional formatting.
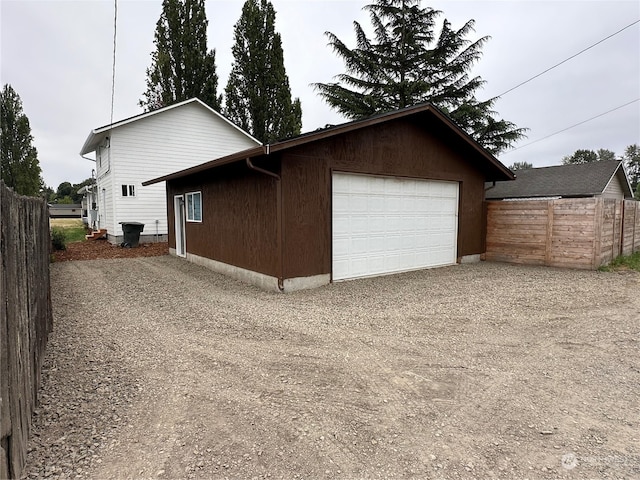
602,174,625,199
91,102,259,242
95,146,115,233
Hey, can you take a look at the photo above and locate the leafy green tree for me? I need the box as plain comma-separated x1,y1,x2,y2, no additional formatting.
224,0,302,143
313,0,525,154
596,148,616,162
71,178,94,203
509,161,533,171
140,0,221,111
562,149,598,165
0,84,42,196
50,178,95,203
56,181,73,198
562,148,616,165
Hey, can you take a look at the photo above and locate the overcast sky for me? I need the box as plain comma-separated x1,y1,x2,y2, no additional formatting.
1,0,639,189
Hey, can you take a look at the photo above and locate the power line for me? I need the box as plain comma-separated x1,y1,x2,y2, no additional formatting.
110,0,118,126
496,19,640,98
500,98,640,155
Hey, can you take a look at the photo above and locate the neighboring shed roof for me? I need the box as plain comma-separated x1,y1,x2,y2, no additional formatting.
486,160,634,199
49,204,82,210
143,102,514,186
79,98,259,155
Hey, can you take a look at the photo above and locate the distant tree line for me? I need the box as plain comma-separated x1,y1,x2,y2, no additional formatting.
42,178,94,204
508,161,533,171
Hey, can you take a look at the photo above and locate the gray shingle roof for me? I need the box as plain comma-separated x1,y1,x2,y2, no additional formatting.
485,160,632,199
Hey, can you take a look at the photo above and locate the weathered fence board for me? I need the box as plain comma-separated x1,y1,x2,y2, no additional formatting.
486,197,640,269
0,181,52,479
622,200,638,256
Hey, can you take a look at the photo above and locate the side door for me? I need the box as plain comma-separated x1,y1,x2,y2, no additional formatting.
174,195,186,257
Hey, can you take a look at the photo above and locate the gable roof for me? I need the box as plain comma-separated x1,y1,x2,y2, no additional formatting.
485,160,634,199
143,102,514,186
80,98,259,155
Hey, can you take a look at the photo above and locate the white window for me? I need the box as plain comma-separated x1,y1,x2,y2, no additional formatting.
186,191,202,222
121,184,135,197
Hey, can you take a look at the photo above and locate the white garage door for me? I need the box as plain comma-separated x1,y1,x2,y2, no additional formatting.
332,173,459,281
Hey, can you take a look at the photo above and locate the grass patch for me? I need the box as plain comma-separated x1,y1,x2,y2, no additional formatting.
50,218,84,229
50,218,87,245
598,251,640,272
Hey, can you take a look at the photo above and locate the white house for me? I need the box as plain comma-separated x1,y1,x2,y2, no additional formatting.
79,98,260,244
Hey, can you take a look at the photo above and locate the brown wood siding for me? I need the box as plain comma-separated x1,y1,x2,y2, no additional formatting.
281,119,488,279
167,162,279,277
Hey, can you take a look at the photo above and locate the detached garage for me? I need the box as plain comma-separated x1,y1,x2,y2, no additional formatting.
144,103,514,291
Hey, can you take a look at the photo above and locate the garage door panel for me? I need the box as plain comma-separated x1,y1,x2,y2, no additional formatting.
332,237,351,256
332,194,351,213
333,173,458,281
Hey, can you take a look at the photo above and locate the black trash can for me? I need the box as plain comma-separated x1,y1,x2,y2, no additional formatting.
119,222,145,248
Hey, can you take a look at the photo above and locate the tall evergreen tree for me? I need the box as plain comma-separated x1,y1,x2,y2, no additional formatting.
140,0,221,111
0,84,41,196
313,0,525,154
224,0,302,143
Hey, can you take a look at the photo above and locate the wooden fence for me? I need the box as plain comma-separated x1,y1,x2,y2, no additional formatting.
1,182,53,479
485,198,640,269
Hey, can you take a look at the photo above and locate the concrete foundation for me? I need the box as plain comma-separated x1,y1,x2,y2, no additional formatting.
172,251,331,293
459,254,481,264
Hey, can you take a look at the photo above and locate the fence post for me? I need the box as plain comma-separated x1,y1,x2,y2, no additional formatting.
618,200,625,257
632,201,638,254
544,200,554,266
592,198,603,269
0,182,52,479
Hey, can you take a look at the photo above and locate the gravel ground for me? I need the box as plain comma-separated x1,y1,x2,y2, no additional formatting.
23,257,640,479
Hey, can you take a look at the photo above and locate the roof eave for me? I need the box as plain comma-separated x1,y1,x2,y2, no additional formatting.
272,104,514,181
81,97,260,156
79,130,104,155
616,162,635,198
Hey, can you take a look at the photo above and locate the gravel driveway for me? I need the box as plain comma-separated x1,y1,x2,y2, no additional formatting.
24,256,639,479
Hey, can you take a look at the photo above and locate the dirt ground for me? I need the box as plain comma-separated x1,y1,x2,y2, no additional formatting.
52,239,168,262
23,256,639,479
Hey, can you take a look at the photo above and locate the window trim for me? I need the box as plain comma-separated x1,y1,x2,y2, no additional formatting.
186,191,202,223
121,184,136,197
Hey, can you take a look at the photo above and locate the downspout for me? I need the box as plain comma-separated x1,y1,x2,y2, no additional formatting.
246,153,284,292
484,181,496,191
